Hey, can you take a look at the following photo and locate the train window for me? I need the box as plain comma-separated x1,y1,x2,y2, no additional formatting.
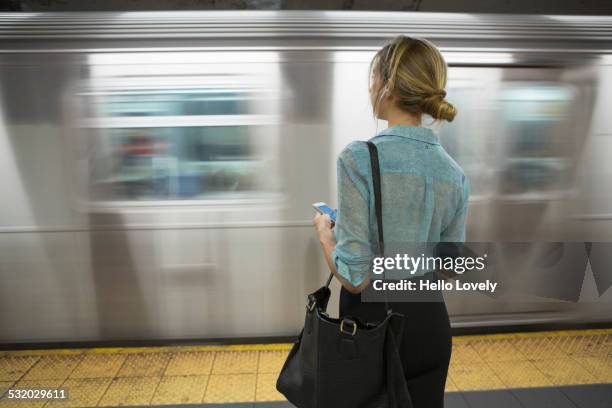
437,68,578,202
87,125,274,201
78,67,282,203
78,52,283,205
95,90,258,117
497,85,575,197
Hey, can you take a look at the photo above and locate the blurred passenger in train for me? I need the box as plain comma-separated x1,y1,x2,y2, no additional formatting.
313,35,469,408
118,133,156,198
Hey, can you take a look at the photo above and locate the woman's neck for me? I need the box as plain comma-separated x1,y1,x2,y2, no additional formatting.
385,107,422,128
387,119,421,128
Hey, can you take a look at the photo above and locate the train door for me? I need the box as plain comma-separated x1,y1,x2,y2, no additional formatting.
438,63,597,327
73,51,288,339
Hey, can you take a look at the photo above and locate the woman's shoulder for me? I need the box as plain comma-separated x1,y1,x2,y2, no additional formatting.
437,146,467,182
337,140,374,179
339,140,371,164
342,139,370,154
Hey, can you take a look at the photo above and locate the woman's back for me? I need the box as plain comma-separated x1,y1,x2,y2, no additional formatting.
332,124,470,286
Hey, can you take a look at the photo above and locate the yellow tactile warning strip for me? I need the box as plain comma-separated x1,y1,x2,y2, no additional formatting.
0,329,610,407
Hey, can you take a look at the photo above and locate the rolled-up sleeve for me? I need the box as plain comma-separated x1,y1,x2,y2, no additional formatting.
331,147,373,287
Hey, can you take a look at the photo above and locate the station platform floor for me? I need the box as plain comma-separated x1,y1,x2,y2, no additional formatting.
0,328,610,408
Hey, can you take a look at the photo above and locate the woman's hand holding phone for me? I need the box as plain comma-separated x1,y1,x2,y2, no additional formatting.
312,202,337,245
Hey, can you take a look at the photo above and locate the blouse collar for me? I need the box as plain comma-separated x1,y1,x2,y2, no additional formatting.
374,125,440,145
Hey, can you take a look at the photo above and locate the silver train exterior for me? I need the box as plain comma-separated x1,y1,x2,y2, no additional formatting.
0,11,611,344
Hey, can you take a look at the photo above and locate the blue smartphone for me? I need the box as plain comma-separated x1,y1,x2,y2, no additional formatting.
313,202,337,222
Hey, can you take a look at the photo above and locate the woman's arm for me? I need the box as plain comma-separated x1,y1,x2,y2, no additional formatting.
313,212,370,295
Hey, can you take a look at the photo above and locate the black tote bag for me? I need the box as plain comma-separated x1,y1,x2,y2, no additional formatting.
276,141,413,408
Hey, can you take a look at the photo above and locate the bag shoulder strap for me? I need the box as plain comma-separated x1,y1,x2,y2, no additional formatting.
366,141,391,314
366,141,384,256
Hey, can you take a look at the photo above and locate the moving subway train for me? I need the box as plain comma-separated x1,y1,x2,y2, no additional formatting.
1,11,612,344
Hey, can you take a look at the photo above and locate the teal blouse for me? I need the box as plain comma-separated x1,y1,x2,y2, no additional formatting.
331,125,470,286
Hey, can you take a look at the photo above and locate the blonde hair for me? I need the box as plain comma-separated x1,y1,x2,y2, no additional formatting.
369,35,456,122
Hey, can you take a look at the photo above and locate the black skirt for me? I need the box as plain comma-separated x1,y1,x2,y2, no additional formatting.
339,276,452,408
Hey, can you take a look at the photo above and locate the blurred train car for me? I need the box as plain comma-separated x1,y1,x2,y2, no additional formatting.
0,11,611,343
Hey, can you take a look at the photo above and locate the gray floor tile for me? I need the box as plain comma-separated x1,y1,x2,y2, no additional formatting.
462,389,523,408
445,392,470,408
512,387,577,408
146,404,254,408
560,384,612,408
200,405,254,408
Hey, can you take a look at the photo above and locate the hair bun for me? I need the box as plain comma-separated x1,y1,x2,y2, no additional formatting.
420,93,456,122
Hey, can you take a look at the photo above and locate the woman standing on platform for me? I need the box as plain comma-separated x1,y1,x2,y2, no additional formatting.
313,35,470,408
